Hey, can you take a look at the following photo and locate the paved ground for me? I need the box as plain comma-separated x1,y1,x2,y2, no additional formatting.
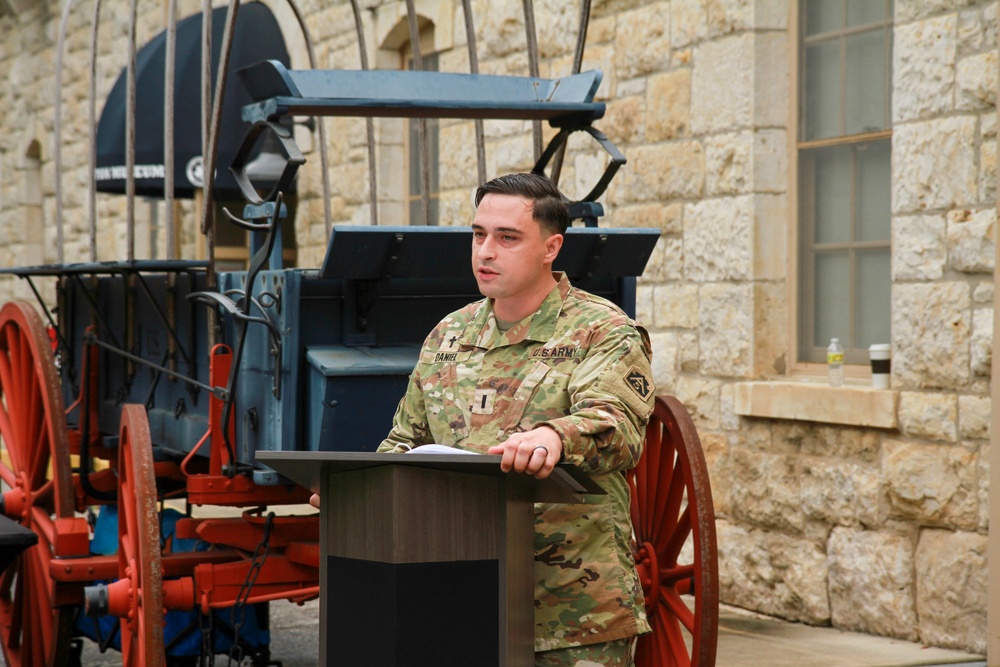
66,599,986,666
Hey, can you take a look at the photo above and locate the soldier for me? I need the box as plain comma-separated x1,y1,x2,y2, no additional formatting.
314,173,654,666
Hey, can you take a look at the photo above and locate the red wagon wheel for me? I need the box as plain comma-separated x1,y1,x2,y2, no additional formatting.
629,395,718,667
117,405,165,667
0,302,74,667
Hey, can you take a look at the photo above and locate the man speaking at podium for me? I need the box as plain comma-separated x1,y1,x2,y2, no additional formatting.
316,173,654,666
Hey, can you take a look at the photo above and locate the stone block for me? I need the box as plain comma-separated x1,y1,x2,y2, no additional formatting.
578,42,617,99
646,69,691,142
716,521,830,624
683,196,751,281
753,194,787,281
893,116,978,213
827,528,918,640
892,282,971,390
438,122,477,190
614,4,670,80
753,32,789,128
735,382,898,429
720,382,740,430
678,330,700,372
800,459,880,527
586,14,616,45
970,306,992,376
602,95,643,145
893,15,956,122
796,423,881,461
958,3,997,54
648,331,678,395
956,51,996,110
490,134,534,175
752,281,788,377
705,132,753,196
946,208,994,273
698,430,731,513
958,394,990,440
978,443,989,531
698,283,752,378
973,280,993,303
882,439,978,529
763,421,807,455
534,0,578,58
915,529,987,653
892,214,946,281
620,141,704,203
691,33,754,134
738,419,779,454
639,235,682,283
898,391,958,442
613,202,682,233
671,0,707,49
635,283,654,330
980,135,997,207
752,130,787,193
478,1,527,60
653,283,698,329
674,375,720,430
728,448,802,532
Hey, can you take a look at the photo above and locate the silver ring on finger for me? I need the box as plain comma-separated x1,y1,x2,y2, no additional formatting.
532,445,548,457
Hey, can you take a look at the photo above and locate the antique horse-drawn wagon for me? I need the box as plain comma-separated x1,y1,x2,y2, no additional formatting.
0,1,718,665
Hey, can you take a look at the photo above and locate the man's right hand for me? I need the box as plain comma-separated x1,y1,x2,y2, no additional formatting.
309,493,320,509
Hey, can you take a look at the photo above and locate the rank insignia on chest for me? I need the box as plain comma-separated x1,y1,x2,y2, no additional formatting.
625,366,652,400
471,387,497,415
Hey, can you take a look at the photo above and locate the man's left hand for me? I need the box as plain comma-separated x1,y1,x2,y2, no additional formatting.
488,426,563,479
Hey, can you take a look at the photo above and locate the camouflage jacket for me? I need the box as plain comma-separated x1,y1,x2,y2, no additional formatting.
377,273,654,651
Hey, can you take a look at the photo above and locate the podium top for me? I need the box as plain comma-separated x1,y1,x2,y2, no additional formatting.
257,450,605,504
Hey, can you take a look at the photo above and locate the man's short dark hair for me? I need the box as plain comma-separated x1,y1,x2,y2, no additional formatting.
474,173,569,236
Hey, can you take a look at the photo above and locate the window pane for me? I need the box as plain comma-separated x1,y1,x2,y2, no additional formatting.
847,0,888,27
806,0,842,36
814,252,851,347
845,29,887,134
855,249,891,347
804,40,841,140
812,147,851,244
856,140,891,241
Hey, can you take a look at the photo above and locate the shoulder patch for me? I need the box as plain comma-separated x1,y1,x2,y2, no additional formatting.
625,365,653,401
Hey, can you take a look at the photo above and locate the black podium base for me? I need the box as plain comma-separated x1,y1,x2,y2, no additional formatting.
326,556,500,666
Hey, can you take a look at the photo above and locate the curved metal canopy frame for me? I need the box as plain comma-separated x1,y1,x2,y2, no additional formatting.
55,0,600,263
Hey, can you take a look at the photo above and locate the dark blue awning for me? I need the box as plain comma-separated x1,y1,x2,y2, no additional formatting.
95,3,291,199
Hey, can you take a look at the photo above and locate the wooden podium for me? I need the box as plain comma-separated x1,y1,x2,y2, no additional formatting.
258,451,602,667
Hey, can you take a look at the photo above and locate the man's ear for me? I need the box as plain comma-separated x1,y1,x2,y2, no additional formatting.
543,233,564,264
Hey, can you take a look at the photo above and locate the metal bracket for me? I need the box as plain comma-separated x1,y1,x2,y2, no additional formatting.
229,120,304,207
532,124,626,221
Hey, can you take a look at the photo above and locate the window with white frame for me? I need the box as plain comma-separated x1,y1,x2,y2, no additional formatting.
797,0,893,365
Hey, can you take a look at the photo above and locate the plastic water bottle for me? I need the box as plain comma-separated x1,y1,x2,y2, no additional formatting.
827,338,844,387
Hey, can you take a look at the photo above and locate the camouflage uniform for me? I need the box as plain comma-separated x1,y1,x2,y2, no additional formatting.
377,273,654,653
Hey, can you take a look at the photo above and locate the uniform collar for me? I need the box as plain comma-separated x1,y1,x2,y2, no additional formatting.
464,272,571,349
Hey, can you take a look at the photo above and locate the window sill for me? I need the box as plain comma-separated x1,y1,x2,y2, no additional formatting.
733,381,898,429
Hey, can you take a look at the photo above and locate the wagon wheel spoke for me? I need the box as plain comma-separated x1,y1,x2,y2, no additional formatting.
0,302,74,667
117,405,166,667
631,396,719,667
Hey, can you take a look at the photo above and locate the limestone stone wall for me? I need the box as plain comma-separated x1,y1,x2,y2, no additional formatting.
0,0,994,654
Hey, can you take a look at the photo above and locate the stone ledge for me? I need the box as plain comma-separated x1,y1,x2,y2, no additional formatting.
734,381,898,429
